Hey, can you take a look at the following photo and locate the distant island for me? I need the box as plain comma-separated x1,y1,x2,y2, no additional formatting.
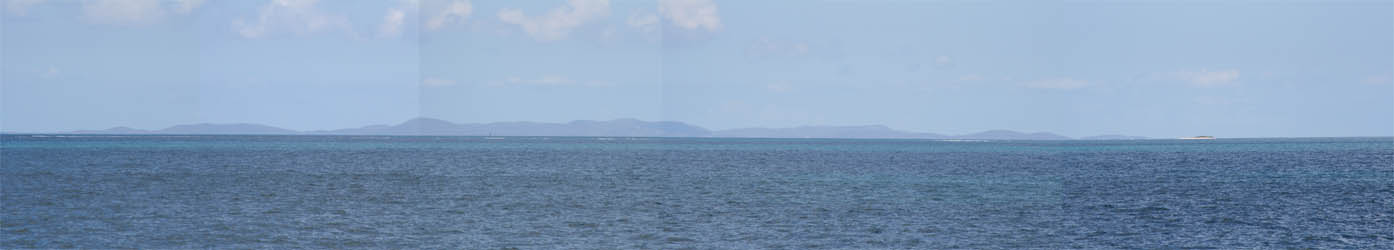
58,118,1148,140
1178,136,1216,140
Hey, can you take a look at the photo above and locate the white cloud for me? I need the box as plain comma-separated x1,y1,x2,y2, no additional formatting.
627,12,659,34
1023,78,1089,89
497,0,610,41
82,0,165,24
659,0,720,31
171,0,205,14
426,0,472,31
6,0,46,16
235,0,355,39
422,77,457,87
378,0,427,38
934,55,953,68
1173,69,1239,87
75,0,204,25
378,9,408,37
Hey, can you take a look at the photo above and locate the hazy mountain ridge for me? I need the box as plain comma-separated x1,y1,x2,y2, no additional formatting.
74,123,296,135
313,118,709,137
67,118,1144,140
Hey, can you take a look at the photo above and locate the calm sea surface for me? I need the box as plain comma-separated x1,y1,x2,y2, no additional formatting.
2,135,1391,249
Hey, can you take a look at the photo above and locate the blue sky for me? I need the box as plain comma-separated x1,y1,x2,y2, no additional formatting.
2,0,1391,138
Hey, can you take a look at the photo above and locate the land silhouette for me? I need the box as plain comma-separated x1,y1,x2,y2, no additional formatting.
63,118,1147,140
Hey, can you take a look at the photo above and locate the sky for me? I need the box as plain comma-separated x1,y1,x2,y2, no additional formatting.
2,0,1391,138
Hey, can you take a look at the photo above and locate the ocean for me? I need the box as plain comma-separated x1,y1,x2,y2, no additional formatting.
1,135,1391,248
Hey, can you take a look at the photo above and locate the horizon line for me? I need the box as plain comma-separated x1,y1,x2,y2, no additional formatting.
2,116,1391,139
3,132,1393,141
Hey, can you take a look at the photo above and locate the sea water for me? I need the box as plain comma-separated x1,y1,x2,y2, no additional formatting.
2,135,1391,248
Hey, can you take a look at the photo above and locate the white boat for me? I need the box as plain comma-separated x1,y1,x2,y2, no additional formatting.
1178,136,1215,140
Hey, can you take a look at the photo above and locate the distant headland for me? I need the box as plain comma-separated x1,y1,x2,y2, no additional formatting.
52,118,1148,140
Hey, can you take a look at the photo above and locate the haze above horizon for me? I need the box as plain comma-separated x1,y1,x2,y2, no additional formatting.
3,0,1392,138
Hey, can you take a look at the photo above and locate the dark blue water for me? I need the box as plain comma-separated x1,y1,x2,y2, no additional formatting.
2,135,1391,248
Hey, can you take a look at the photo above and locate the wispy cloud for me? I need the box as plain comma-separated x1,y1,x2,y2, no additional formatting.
425,0,472,31
934,55,953,68
422,77,457,87
40,66,61,79
76,0,205,25
1361,74,1391,85
5,0,46,16
83,0,163,24
492,75,614,87
235,0,356,39
81,0,205,25
376,0,419,38
378,9,408,38
1173,69,1239,87
171,0,205,14
1023,78,1089,90
510,75,573,85
498,0,610,41
627,11,659,34
659,0,720,31
12,0,201,24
